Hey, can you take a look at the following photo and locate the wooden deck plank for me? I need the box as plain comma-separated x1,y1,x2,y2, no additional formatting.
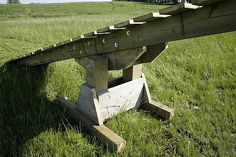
191,0,224,5
84,31,110,37
114,19,145,28
133,12,170,22
159,3,201,15
97,26,125,33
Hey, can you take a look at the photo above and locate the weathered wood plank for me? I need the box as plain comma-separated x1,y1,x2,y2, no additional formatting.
97,26,125,33
191,0,224,5
142,73,151,103
85,31,110,37
141,73,174,120
137,43,168,63
114,19,145,28
59,97,126,152
159,3,201,15
141,101,175,120
133,12,170,22
101,47,146,70
123,64,143,81
98,78,144,121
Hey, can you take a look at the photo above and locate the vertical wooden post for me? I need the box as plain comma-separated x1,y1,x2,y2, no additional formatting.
123,64,142,81
85,56,108,92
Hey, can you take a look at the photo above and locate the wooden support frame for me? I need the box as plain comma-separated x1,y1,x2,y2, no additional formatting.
59,56,174,152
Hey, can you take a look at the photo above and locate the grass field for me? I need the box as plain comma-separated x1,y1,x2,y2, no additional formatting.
0,1,236,157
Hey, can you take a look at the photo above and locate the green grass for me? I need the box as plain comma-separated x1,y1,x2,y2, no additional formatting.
0,1,236,157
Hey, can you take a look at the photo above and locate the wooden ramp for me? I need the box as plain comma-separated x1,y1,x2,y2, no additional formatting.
11,0,236,152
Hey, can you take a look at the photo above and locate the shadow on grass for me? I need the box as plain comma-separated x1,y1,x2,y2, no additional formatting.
0,62,110,156
0,63,66,156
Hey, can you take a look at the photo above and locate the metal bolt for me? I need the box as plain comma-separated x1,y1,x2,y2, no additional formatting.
87,41,90,46
127,30,131,36
79,50,83,55
85,64,92,70
114,42,118,48
102,39,106,44
73,46,76,50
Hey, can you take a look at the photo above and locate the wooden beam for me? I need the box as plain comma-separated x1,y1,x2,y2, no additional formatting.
142,101,175,120
101,47,146,70
59,97,126,152
84,31,110,37
137,43,168,63
191,0,224,5
76,55,108,92
97,26,125,33
133,12,170,22
141,73,174,120
13,0,236,66
123,64,142,81
114,19,145,28
159,3,201,15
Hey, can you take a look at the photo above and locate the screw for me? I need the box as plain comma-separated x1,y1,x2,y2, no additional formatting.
85,64,92,70
127,30,131,36
102,39,106,44
114,42,118,48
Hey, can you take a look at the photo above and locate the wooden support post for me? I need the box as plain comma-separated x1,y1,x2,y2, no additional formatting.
85,56,108,92
77,56,108,92
123,64,142,81
59,97,126,152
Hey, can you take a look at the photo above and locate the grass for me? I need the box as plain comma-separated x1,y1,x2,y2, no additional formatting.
0,1,236,157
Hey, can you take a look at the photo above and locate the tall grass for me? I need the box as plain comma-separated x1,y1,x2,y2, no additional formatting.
0,2,235,157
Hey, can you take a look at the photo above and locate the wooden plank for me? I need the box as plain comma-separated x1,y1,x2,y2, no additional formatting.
142,73,151,103
13,0,236,65
123,64,143,81
84,31,110,37
101,47,146,70
76,84,103,125
159,3,201,15
114,19,145,28
133,12,170,22
141,101,175,120
141,73,174,120
97,26,125,33
137,43,168,63
191,0,224,5
98,78,144,121
59,97,126,152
